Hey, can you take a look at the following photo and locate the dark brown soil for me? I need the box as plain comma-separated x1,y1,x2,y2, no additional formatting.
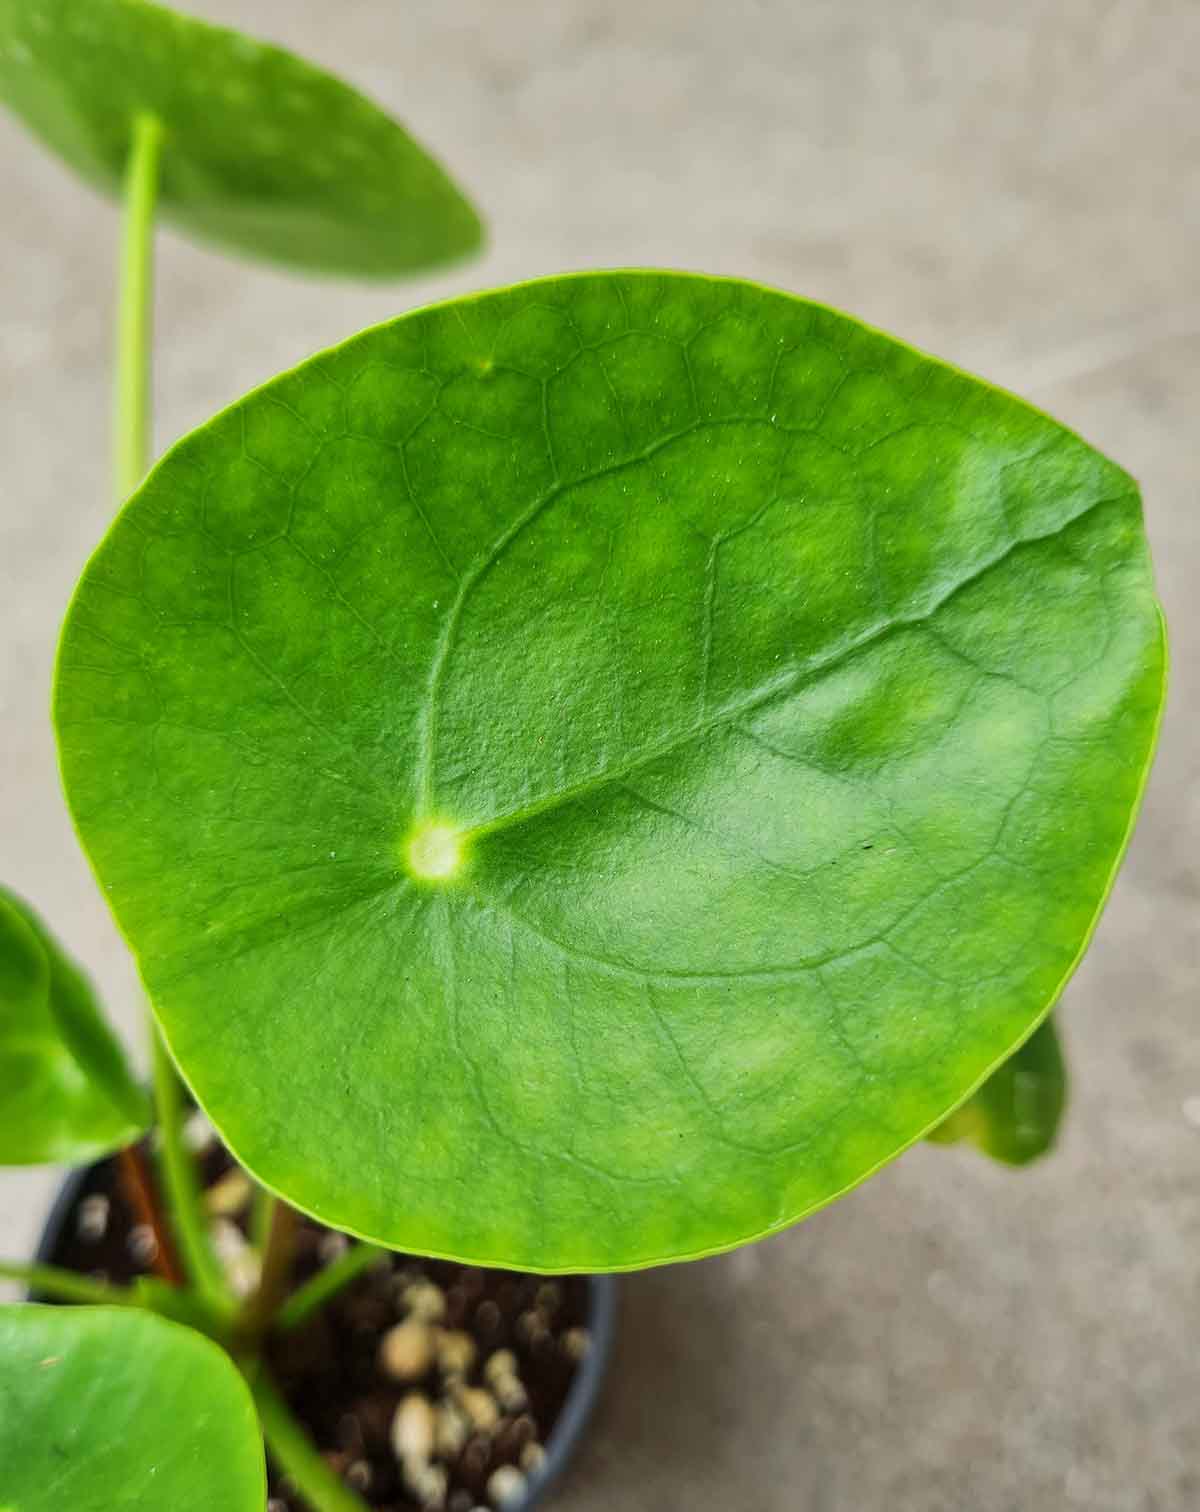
42,1129,591,1512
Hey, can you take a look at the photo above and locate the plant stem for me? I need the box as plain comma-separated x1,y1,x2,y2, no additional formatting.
275,1243,386,1334
150,1024,230,1305
250,1183,275,1255
0,1259,138,1307
114,110,163,503
237,1197,300,1342
117,1143,183,1284
252,1370,369,1512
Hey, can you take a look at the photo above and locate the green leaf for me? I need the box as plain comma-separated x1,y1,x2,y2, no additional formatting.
0,1305,265,1510
53,272,1166,1271
0,886,149,1165
0,0,481,277
927,1014,1067,1165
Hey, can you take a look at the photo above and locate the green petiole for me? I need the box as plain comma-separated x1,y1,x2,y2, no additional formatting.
251,1371,369,1512
0,1259,139,1308
275,1242,387,1334
150,1025,231,1307
114,111,163,504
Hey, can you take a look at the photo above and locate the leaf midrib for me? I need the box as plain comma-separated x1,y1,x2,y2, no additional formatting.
457,489,1123,846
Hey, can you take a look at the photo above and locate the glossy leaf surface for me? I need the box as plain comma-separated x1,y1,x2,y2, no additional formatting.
54,272,1165,1270
928,1014,1067,1165
0,0,481,276
0,1305,265,1510
0,886,149,1165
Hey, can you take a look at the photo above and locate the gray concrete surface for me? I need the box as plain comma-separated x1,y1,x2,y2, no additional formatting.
1,2,1197,1508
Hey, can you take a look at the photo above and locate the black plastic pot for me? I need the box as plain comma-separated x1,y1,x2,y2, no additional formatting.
36,1159,618,1512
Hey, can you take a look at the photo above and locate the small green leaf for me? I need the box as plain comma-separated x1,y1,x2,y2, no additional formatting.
54,272,1166,1271
927,1014,1067,1165
0,1305,265,1510
0,0,481,277
0,886,149,1165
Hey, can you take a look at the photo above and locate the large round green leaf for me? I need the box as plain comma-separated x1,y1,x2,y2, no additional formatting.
0,0,481,277
54,272,1165,1270
0,886,149,1165
0,1305,265,1510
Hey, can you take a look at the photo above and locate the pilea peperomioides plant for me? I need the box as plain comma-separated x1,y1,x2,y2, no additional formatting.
0,2,1167,1510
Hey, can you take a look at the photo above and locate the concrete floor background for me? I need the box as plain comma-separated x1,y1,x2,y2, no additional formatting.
1,2,1197,1508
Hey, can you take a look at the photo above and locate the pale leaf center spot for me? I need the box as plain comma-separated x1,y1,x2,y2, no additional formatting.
405,822,464,882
